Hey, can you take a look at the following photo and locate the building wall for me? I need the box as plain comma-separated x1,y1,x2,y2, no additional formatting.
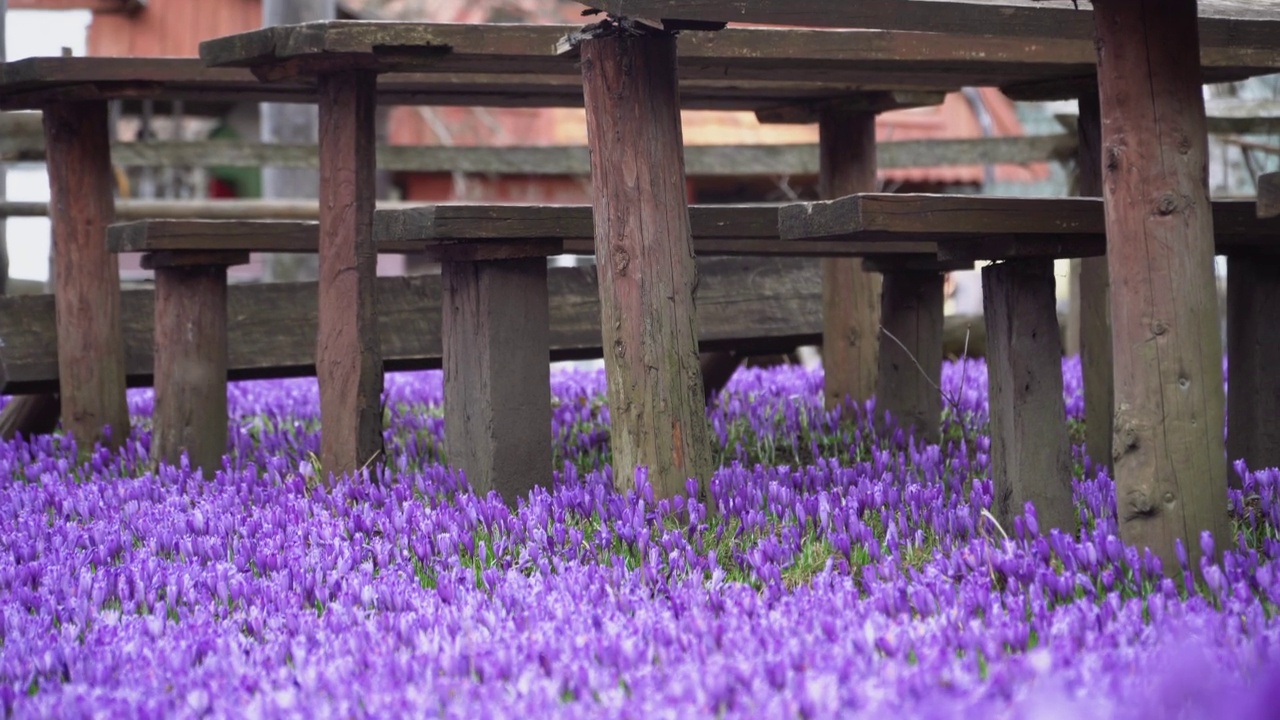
87,0,261,57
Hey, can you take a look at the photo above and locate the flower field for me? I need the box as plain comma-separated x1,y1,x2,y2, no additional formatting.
3,358,1280,718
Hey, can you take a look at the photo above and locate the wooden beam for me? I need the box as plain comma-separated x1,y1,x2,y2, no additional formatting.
983,258,1075,535
1227,255,1280,484
1094,0,1232,578
876,269,943,445
1076,90,1113,477
779,194,1276,241
443,258,553,505
818,107,879,411
145,253,241,477
1261,172,1279,219
573,0,1280,49
43,100,129,452
580,25,713,501
0,257,824,394
316,68,382,481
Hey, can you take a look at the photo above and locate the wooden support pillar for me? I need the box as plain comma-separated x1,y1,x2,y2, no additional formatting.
316,69,383,480
818,107,880,410
1227,255,1280,481
1094,0,1232,574
983,259,1075,534
1075,90,1113,474
443,257,553,504
579,27,713,500
872,268,942,444
145,251,247,477
1259,173,1279,219
42,100,129,451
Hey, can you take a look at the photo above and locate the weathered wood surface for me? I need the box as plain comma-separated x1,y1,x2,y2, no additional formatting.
1094,0,1232,576
0,17,1268,112
443,258,553,505
780,194,1277,242
0,257,824,394
817,106,880,412
1227,256,1280,482
982,258,1075,536
574,0,1280,49
105,208,929,258
43,100,129,452
581,28,713,501
876,270,942,445
151,262,231,477
1075,90,1113,476
1261,172,1279,220
316,68,382,481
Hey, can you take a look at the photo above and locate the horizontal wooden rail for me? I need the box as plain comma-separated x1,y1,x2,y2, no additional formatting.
0,256,822,394
780,194,1279,248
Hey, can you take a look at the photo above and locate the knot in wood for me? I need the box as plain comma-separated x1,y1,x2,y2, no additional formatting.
613,247,631,276
1162,491,1176,506
1156,193,1179,216
1125,489,1156,517
1152,319,1168,336
1177,135,1193,155
613,338,626,359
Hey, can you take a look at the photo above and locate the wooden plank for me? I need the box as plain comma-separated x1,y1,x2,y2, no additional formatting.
105,215,937,258
574,0,1280,49
1261,172,1280,220
43,100,129,452
982,259,1075,535
316,68,382,481
818,106,880,411
1076,90,1113,477
779,194,1278,241
876,269,943,445
1094,0,1232,577
443,258,553,505
151,264,228,478
0,257,824,394
1227,256,1280,484
580,26,713,501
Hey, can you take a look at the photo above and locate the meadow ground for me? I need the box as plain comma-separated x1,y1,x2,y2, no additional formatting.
2,358,1280,718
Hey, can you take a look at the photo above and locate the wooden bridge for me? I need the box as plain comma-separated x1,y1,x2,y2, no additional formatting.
1,0,1278,584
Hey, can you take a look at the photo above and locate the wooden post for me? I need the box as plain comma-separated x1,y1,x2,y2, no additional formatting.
1093,0,1232,574
443,257,553,504
1227,254,1280,483
579,27,713,500
146,252,247,476
316,69,383,479
983,260,1075,534
260,0,333,283
818,107,880,410
1260,173,1279,219
42,101,129,451
1076,90,1113,474
875,270,942,444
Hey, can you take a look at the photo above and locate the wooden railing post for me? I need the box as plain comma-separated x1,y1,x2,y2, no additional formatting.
1076,90,1113,475
579,24,714,501
42,100,129,452
316,69,383,480
1094,0,1233,576
818,107,880,411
